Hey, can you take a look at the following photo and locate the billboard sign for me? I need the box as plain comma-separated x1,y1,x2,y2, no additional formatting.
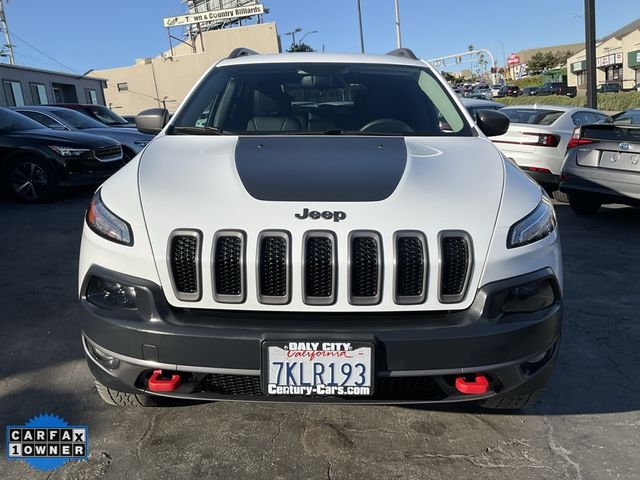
163,4,264,28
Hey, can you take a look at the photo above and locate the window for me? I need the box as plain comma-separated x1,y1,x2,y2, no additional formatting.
4,80,25,107
501,108,564,126
30,83,48,105
86,89,98,104
117,82,129,92
173,63,471,136
18,110,67,130
576,71,587,87
0,108,45,132
572,111,597,127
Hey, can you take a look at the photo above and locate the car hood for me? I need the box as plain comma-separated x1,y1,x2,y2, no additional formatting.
137,135,505,311
82,127,153,142
8,128,119,147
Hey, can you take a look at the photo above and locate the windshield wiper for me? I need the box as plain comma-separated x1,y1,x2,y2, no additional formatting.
169,125,227,135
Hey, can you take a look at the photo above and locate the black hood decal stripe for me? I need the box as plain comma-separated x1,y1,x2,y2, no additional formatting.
235,137,407,202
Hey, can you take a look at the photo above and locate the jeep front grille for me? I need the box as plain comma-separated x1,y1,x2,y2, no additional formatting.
303,232,336,305
349,232,382,305
257,231,290,304
168,231,201,301
212,231,245,303
395,232,428,304
440,233,472,303
168,229,473,305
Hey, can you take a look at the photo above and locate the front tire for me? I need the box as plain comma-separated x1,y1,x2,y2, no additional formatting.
6,155,58,202
569,194,601,215
94,380,159,407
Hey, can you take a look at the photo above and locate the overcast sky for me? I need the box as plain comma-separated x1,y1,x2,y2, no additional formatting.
3,0,638,73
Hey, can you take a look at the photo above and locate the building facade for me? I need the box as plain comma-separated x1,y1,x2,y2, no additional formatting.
93,22,280,116
0,64,107,108
567,19,640,91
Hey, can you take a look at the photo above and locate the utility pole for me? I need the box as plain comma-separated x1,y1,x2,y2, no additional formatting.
584,0,597,109
0,0,15,65
356,0,365,53
394,0,402,48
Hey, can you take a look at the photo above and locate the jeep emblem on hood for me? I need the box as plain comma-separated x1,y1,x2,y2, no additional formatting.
295,208,347,222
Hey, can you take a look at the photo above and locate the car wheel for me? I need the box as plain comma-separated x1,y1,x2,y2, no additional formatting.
7,156,58,202
552,190,569,203
569,194,601,215
94,380,159,407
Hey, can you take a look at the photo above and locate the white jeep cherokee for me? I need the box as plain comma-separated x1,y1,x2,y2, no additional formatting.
79,48,562,409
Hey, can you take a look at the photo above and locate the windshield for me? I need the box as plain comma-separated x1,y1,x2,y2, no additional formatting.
87,106,129,125
0,108,46,132
501,108,564,126
52,108,105,130
171,62,472,136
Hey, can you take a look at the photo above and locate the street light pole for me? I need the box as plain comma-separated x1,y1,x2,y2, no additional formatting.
356,0,365,53
394,0,402,48
584,0,597,109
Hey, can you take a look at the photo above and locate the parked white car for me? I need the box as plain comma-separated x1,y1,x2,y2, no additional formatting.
492,105,610,194
79,49,562,410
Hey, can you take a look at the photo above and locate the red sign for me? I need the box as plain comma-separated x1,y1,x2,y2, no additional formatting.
507,53,521,66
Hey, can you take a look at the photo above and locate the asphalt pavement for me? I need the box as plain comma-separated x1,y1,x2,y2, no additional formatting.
1,189,639,480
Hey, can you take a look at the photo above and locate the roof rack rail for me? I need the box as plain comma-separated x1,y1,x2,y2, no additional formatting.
228,48,259,59
386,48,418,60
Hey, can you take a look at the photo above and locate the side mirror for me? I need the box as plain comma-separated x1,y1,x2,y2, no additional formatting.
135,108,169,135
475,109,510,137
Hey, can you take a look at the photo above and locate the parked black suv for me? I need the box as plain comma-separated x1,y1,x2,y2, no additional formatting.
0,108,124,202
538,82,577,97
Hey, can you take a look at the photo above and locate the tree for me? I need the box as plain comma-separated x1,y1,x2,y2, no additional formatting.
526,51,557,75
288,43,314,53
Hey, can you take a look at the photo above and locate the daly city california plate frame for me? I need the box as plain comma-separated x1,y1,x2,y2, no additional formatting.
260,339,376,397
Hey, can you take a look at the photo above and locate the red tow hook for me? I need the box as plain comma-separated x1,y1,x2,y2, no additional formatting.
455,374,490,395
148,370,181,392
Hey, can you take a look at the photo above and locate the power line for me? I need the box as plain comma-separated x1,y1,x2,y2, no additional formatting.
10,31,76,73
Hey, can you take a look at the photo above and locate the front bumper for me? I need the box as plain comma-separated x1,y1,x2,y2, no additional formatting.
81,266,562,404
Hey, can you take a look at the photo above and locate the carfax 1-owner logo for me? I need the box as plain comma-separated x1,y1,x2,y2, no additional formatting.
6,413,88,471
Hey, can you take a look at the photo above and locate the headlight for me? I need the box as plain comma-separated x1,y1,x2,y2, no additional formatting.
508,197,557,248
134,140,149,147
86,191,133,246
49,145,90,157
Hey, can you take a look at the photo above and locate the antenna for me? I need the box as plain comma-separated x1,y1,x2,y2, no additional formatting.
0,0,15,65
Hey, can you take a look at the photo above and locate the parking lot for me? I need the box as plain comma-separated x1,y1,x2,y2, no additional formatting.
0,190,639,480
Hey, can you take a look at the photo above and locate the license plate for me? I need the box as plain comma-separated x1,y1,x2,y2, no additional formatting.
263,341,373,396
600,151,640,172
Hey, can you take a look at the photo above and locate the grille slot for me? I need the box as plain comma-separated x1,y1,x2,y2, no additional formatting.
193,374,445,401
212,231,245,303
94,145,123,161
440,233,472,303
303,232,336,305
168,231,201,301
394,232,428,304
349,232,382,305
257,231,291,304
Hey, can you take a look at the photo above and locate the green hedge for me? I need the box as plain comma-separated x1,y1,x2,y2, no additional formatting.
513,76,544,88
495,92,640,113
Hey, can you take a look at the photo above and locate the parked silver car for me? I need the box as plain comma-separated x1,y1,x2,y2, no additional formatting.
492,105,610,194
560,123,640,214
13,106,154,160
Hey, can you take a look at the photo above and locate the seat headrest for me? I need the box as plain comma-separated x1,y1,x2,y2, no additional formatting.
253,90,292,116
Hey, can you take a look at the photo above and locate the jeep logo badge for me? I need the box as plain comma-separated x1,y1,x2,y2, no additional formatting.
295,208,347,222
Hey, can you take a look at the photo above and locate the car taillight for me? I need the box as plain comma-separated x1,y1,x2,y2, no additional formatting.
567,137,598,150
523,133,561,147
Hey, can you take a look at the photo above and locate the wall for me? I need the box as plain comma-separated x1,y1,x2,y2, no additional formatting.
93,22,280,116
567,29,640,90
0,64,106,107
